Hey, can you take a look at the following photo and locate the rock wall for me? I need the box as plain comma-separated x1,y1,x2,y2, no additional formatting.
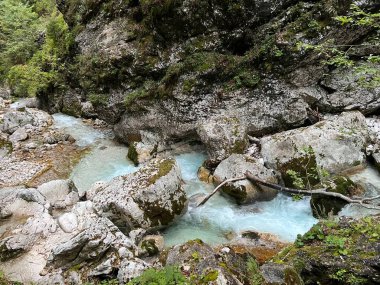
37,0,379,148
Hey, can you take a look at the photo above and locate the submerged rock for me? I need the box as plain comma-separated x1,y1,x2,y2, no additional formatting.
197,116,249,164
88,157,187,231
310,175,364,218
261,111,369,184
213,154,278,204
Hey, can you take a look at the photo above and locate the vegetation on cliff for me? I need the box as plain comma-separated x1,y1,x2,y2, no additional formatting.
0,0,73,97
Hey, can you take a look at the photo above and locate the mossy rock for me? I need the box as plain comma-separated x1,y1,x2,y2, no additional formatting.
280,152,319,189
310,176,360,218
0,138,12,155
272,216,380,285
141,239,159,256
127,141,139,166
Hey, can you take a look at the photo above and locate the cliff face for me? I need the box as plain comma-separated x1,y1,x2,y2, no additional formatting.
41,0,380,146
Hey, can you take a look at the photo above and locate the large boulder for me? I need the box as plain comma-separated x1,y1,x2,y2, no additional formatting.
197,116,249,164
0,187,46,220
87,157,187,231
213,154,278,204
8,127,28,143
0,199,140,284
261,112,369,184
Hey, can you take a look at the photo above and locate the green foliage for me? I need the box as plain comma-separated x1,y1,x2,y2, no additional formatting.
295,224,325,248
335,4,380,28
246,257,264,285
329,268,368,284
127,266,188,285
286,170,305,189
285,145,328,190
296,4,380,88
0,0,73,97
325,235,348,255
0,0,40,78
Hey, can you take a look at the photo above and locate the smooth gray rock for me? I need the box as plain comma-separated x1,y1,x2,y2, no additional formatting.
261,111,369,176
37,180,79,209
318,62,380,114
0,187,46,219
57,212,78,233
9,127,28,142
87,158,187,231
114,80,309,147
214,154,278,204
0,213,57,262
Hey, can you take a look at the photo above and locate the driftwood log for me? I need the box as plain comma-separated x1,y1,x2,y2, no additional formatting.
197,171,380,210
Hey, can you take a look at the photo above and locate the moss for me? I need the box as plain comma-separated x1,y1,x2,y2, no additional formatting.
310,176,359,218
201,269,218,282
274,217,380,284
284,267,304,285
141,239,159,256
0,139,12,154
232,70,261,89
148,159,175,185
280,152,319,188
88,93,108,107
182,77,197,94
0,271,15,285
221,182,247,205
230,138,248,154
127,142,139,166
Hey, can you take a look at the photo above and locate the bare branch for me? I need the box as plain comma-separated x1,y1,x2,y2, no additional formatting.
196,176,246,207
245,171,380,211
197,171,380,211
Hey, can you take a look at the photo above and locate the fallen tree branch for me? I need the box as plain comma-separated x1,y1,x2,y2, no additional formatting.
196,171,380,210
245,171,380,211
196,176,246,207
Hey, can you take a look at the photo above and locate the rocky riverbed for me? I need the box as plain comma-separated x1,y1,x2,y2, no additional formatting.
1,96,380,284
1,0,380,284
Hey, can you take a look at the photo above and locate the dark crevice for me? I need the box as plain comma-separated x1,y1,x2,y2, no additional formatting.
318,80,336,94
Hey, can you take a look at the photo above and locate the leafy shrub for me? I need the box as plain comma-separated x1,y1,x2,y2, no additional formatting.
0,0,73,97
127,266,188,285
